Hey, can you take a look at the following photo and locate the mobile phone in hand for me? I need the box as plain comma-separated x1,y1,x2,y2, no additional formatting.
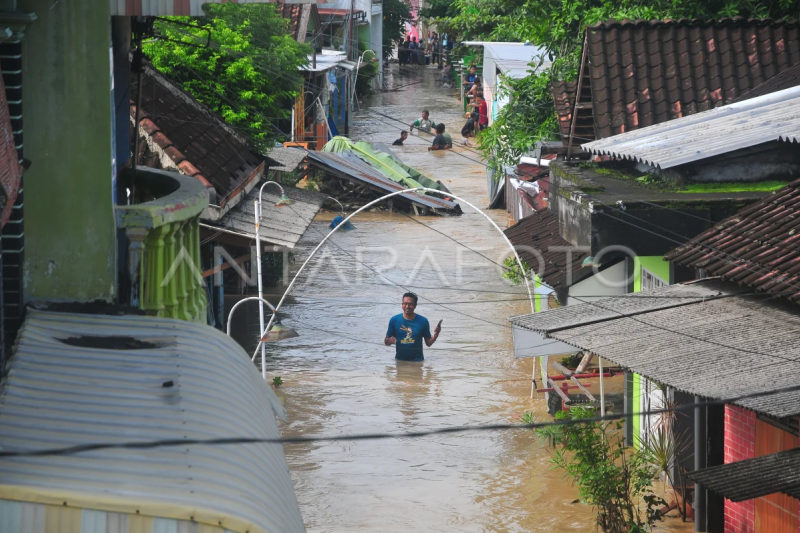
437,319,443,329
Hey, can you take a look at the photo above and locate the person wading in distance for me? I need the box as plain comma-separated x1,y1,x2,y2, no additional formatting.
384,293,441,362
393,130,409,146
410,110,435,134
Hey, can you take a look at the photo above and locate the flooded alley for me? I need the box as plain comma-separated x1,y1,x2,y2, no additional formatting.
248,65,688,532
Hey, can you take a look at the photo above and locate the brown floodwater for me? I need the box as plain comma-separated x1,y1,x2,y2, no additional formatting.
237,64,695,532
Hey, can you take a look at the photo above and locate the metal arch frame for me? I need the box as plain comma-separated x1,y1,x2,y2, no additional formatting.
249,187,536,365
227,296,277,337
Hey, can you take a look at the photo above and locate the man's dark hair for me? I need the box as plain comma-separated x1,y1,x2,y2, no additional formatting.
474,77,481,84
476,91,484,99
401,129,408,136
422,109,429,116
402,292,418,304
435,123,445,133
470,65,476,70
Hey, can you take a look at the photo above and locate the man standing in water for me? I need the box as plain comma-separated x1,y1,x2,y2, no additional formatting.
385,293,441,361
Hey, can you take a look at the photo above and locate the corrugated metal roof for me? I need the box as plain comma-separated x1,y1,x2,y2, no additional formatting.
301,50,347,72
265,147,307,173
689,447,800,502
212,184,327,249
306,151,461,213
0,309,304,533
461,42,550,79
508,279,800,418
582,85,800,169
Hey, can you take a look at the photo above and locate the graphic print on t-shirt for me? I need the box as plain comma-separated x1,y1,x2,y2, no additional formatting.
400,324,415,343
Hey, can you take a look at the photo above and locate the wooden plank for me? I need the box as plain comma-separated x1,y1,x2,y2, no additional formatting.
548,378,570,404
551,360,595,401
550,360,573,377
570,376,595,402
202,253,251,278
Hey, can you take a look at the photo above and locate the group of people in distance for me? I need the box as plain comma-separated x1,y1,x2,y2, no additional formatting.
391,110,453,151
390,65,486,152
461,65,487,146
399,32,452,67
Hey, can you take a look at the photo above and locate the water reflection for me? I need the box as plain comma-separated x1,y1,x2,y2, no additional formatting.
386,362,439,421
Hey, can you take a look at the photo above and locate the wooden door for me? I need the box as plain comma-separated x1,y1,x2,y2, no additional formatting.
754,419,799,532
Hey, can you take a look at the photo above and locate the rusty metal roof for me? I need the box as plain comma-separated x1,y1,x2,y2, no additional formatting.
306,151,461,214
558,18,800,143
689,447,800,502
504,210,590,290
508,279,800,418
665,178,800,302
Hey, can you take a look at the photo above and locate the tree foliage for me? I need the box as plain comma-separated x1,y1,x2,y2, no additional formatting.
537,408,667,532
382,0,412,62
437,0,800,171
144,4,310,151
419,0,458,20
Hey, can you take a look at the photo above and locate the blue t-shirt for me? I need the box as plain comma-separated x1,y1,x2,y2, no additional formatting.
386,314,431,361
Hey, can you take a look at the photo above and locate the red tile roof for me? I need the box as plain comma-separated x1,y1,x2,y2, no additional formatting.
0,59,20,228
277,0,303,41
131,68,263,201
666,179,800,302
550,80,581,143
557,18,800,144
504,209,590,290
735,62,800,101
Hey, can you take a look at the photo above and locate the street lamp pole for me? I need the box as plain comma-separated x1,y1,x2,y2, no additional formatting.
254,181,293,380
251,187,535,361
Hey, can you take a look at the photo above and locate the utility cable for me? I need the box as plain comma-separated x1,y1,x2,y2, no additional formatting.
3,384,799,458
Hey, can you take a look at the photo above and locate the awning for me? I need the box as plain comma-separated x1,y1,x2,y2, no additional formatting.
302,50,348,72
688,447,800,502
0,308,304,533
508,279,800,418
204,184,327,249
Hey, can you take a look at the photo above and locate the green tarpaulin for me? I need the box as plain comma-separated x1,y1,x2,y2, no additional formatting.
322,136,445,193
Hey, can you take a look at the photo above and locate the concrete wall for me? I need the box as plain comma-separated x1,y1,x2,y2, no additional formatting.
548,164,592,248
724,405,756,532
20,0,116,302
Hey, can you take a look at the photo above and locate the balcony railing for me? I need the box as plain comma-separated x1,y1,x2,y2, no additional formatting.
116,167,210,323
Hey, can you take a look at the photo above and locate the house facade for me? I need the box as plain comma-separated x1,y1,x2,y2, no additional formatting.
0,2,308,531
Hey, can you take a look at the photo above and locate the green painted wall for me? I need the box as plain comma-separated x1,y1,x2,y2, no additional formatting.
633,256,671,293
631,255,670,445
533,274,542,313
20,0,116,302
358,24,370,48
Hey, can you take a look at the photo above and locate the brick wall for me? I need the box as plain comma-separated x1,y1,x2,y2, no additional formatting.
724,405,756,532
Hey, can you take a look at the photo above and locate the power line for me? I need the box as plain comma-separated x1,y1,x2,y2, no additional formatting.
4,383,799,458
